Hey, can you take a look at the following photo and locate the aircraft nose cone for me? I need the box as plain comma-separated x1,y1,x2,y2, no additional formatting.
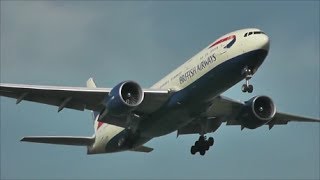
261,34,270,51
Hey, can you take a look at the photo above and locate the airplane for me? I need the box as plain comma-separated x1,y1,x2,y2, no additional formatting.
0,28,319,156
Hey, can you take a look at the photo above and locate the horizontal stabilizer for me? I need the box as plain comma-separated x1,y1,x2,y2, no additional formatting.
131,145,154,153
21,136,94,146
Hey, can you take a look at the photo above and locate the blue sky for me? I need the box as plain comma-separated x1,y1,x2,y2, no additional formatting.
1,1,319,179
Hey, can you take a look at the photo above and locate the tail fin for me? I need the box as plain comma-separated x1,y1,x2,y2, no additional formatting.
86,78,100,131
86,77,97,88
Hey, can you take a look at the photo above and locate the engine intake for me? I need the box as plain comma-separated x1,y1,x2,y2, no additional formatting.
237,96,276,129
119,81,143,106
251,96,276,120
101,81,144,117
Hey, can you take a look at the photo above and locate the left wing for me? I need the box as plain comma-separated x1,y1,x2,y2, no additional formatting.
0,83,170,114
210,95,319,124
178,95,319,135
267,112,320,129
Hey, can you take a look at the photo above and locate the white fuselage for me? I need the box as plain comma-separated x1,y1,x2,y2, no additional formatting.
88,28,270,154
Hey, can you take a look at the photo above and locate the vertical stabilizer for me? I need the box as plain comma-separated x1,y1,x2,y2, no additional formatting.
86,78,100,131
86,77,97,88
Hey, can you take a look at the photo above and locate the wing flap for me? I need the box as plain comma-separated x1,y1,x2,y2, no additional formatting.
21,136,94,146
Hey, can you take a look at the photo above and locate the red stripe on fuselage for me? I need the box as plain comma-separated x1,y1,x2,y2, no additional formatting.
97,121,104,130
209,35,236,48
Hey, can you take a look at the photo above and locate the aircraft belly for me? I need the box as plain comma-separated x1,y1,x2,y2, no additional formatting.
140,105,194,137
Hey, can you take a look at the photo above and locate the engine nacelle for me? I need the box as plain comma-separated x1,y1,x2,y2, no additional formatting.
237,96,276,129
101,81,144,117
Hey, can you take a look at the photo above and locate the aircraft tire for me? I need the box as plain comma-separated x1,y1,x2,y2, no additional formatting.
247,85,253,93
208,137,214,146
205,143,210,151
191,146,197,155
195,141,200,147
199,150,206,156
242,84,247,92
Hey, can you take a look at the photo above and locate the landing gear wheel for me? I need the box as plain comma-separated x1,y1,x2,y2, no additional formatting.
195,141,200,147
241,66,254,93
199,150,206,156
191,146,196,155
190,136,215,155
205,143,210,151
242,84,247,92
247,85,253,93
208,137,214,146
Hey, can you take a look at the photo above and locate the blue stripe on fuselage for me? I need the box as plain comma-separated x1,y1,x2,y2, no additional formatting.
172,49,268,104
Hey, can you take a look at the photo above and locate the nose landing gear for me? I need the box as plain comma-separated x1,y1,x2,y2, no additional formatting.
241,66,254,93
190,136,214,156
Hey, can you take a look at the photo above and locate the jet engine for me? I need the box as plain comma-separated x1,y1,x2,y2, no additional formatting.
100,81,144,118
237,96,276,129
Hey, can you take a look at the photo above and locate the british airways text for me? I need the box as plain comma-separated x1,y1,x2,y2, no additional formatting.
179,54,216,84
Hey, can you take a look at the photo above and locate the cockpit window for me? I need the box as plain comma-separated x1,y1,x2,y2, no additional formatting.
244,31,265,37
254,31,265,34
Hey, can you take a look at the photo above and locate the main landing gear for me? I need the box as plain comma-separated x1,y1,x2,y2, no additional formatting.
190,136,214,156
241,66,254,93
